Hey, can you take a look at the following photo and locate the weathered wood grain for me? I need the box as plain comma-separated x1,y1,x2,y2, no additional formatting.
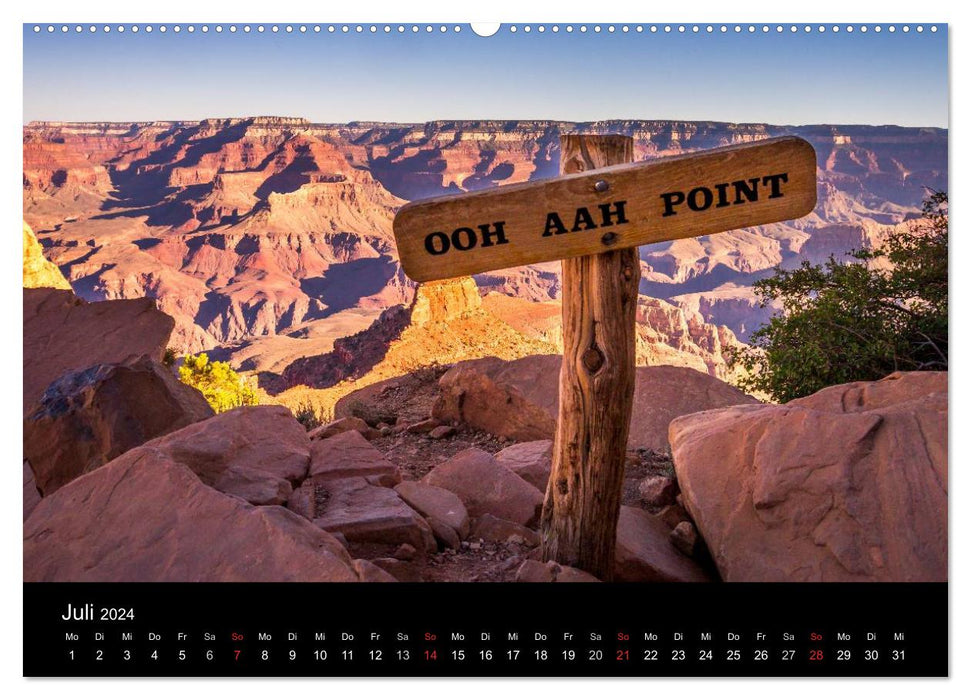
393,136,816,282
539,134,638,581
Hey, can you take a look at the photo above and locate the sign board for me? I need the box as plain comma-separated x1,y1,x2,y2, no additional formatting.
393,136,817,282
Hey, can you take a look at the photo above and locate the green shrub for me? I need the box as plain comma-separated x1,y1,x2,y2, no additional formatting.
178,352,259,413
729,191,947,403
293,401,322,431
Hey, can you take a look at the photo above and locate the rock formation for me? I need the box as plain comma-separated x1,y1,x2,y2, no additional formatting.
24,357,213,495
23,288,175,411
272,276,556,420
24,118,946,356
23,447,364,582
670,371,947,582
431,355,758,450
23,222,70,290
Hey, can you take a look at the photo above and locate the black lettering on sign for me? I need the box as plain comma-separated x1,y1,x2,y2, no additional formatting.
543,212,568,237
571,207,598,232
544,202,629,236
659,172,790,217
478,221,509,247
661,191,685,217
423,222,509,254
733,178,760,205
425,231,450,255
452,227,477,251
598,200,629,226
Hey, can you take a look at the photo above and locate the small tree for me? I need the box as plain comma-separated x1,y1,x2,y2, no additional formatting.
730,191,947,403
179,352,259,413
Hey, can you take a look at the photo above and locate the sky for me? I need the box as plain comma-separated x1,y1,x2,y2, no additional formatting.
23,23,949,127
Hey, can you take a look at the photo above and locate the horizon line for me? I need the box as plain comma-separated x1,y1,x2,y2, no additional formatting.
22,117,950,130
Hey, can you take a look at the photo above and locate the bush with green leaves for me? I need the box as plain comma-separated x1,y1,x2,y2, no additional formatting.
729,191,947,403
178,352,259,413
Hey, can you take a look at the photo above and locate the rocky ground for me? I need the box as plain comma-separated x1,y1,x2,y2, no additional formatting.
22,280,948,584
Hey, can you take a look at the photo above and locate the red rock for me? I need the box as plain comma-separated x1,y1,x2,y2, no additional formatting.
432,357,557,442
432,356,756,449
24,357,213,496
23,461,41,522
428,425,456,440
309,430,400,487
141,405,309,505
494,440,553,491
426,516,461,550
24,120,945,359
658,503,691,529
287,480,316,520
422,448,543,527
352,559,398,582
670,371,947,582
670,521,699,557
393,481,470,538
637,475,678,508
23,288,176,412
614,506,713,583
515,560,600,583
23,447,361,582
407,418,441,434
394,543,418,561
312,477,435,552
370,557,421,582
471,514,540,547
308,416,378,441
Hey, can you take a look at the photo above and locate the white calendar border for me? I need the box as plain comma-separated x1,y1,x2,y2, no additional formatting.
2,0,964,697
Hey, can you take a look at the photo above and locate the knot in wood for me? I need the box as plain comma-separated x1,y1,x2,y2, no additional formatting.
581,347,605,373
622,265,635,282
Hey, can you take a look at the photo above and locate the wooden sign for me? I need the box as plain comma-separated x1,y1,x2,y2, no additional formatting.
393,136,817,282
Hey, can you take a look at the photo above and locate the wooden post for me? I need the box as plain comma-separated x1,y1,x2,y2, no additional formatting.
540,134,638,581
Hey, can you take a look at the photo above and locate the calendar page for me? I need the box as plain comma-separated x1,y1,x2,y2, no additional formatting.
22,20,948,678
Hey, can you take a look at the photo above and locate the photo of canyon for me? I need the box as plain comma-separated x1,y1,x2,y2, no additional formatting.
22,26,948,584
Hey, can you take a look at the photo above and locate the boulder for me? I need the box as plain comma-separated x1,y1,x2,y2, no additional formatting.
310,430,401,487
370,557,421,582
140,405,309,505
432,356,756,449
670,521,700,557
516,560,600,583
422,448,543,526
471,514,540,547
638,475,678,507
494,440,553,491
287,480,316,520
23,288,175,412
426,517,461,550
23,461,41,522
24,357,214,496
428,425,456,440
407,418,441,434
393,481,470,538
670,371,948,583
394,543,418,561
352,559,398,582
433,357,557,441
658,503,692,529
614,506,713,583
308,416,378,441
23,447,362,582
312,477,436,552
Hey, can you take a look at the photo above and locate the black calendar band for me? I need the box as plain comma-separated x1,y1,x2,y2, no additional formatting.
24,582,947,678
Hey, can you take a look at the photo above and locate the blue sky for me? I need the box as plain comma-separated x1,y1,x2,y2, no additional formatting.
23,24,948,127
